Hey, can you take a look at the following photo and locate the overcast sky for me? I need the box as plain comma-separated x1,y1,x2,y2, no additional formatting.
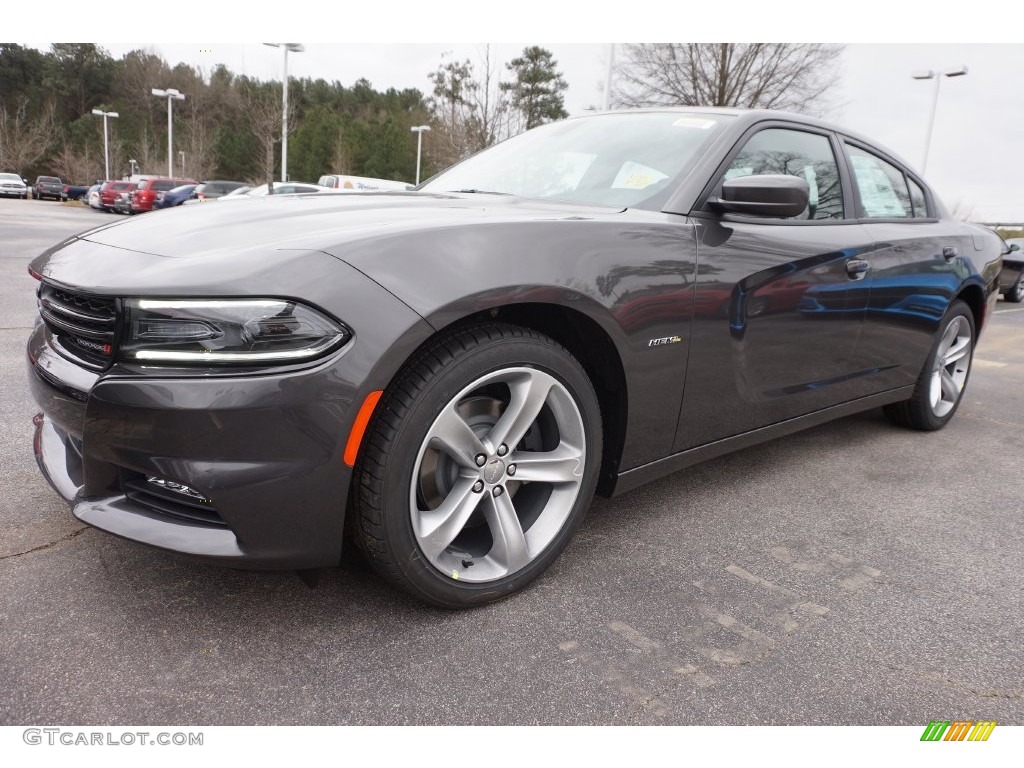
11,4,1023,220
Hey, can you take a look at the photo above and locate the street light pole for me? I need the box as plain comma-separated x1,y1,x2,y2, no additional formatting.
912,66,967,174
151,88,185,177
264,43,304,182
129,159,138,178
91,109,119,180
410,125,430,185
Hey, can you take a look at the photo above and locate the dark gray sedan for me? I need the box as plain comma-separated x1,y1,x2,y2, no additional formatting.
26,109,1003,607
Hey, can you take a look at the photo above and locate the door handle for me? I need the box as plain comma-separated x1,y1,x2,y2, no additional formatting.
943,246,958,261
846,259,870,279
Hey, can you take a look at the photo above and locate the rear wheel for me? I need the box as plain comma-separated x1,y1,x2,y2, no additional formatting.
883,300,974,431
1005,273,1024,303
352,324,602,608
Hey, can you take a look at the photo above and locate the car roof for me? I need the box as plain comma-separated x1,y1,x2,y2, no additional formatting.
578,107,921,179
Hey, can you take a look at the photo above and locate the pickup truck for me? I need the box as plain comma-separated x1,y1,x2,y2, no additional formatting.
61,182,91,201
32,176,64,201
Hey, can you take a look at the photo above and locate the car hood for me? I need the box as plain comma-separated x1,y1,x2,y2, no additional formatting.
30,192,625,295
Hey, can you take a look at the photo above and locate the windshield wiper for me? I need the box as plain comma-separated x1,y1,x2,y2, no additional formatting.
451,189,510,196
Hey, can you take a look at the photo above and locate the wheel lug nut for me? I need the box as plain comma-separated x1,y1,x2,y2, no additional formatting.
475,454,486,467
507,464,516,476
472,480,484,493
492,486,504,497
497,444,508,456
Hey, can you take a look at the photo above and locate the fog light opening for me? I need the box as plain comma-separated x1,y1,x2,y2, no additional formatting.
146,476,212,503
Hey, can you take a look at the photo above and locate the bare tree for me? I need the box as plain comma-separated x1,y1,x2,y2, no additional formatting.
613,43,844,114
428,47,514,168
0,97,56,171
241,84,293,186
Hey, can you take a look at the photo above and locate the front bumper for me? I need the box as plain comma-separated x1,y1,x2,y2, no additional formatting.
28,324,363,568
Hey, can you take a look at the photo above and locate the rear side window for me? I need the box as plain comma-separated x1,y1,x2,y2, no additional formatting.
907,176,929,218
152,180,177,192
846,145,912,219
720,128,844,220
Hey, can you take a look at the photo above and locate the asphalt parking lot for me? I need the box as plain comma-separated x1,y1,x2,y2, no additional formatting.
1,198,1021,726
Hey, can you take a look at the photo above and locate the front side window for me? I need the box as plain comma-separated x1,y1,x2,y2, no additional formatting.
846,145,912,219
719,128,844,220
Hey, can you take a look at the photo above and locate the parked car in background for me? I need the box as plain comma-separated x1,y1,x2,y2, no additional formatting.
85,184,103,209
25,108,1005,608
0,172,29,199
61,183,91,201
191,180,247,200
129,177,196,213
99,181,136,212
154,184,198,209
32,176,64,201
112,190,132,215
1000,238,1024,302
317,174,410,192
216,182,325,200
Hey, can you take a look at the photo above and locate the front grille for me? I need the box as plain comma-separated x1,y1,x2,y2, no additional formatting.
38,284,118,369
123,475,228,527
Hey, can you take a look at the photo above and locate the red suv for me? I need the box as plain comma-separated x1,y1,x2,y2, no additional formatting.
98,180,137,212
129,177,196,213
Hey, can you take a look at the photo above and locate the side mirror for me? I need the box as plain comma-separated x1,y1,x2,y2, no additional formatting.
1009,243,1021,252
709,174,810,219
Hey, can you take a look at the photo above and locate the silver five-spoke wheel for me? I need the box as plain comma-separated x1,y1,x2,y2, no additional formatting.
929,314,972,418
410,367,586,583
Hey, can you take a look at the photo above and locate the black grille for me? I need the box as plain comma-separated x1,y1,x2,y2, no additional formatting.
123,476,228,527
39,284,118,369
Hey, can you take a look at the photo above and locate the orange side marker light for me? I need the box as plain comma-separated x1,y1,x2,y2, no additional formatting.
343,390,383,466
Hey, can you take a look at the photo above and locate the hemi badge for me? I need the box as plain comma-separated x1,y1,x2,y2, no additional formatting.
648,335,683,347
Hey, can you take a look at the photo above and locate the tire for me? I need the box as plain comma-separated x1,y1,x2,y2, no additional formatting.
1005,273,1024,303
351,323,602,608
883,300,975,431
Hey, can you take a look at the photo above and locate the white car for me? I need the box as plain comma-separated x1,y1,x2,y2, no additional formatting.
317,174,410,192
0,172,29,199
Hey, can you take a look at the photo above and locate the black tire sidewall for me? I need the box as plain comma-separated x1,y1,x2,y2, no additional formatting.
365,332,602,608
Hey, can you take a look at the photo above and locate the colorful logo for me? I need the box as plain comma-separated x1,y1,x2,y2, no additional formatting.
920,721,996,741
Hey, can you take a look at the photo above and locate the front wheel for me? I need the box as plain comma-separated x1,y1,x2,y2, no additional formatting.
351,324,602,608
883,300,975,431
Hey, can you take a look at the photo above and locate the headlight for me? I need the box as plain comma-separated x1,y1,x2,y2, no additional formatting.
121,298,349,366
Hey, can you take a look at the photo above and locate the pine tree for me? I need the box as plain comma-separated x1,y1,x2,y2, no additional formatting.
501,47,569,131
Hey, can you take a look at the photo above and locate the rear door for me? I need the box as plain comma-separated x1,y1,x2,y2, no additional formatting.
840,140,975,391
676,123,875,451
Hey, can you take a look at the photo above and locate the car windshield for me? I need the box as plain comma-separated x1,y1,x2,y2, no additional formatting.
39,176,60,182
420,111,732,208
0,173,21,181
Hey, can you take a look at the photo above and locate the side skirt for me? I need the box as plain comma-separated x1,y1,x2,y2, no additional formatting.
611,386,915,496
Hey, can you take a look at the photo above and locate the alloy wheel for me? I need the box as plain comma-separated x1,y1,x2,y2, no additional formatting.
409,366,586,583
929,315,972,418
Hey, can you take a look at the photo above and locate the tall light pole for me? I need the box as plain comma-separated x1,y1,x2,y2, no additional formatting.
91,109,119,180
912,66,967,174
410,125,430,185
602,44,615,111
151,88,185,177
264,43,304,182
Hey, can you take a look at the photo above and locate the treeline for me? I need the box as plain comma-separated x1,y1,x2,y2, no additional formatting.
0,43,432,184
0,43,572,186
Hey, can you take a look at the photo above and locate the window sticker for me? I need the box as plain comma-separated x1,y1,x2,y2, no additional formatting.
851,154,904,217
672,117,717,130
611,161,668,190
